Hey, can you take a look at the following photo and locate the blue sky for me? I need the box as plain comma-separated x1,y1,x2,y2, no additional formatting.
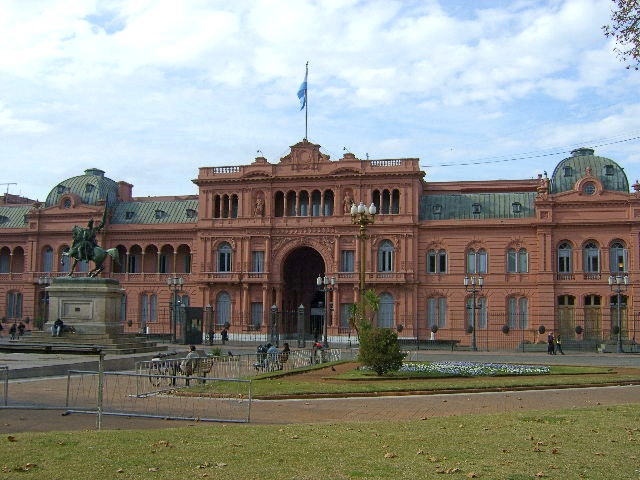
1,0,640,201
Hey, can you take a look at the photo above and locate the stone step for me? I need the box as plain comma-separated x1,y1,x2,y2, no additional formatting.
24,331,168,354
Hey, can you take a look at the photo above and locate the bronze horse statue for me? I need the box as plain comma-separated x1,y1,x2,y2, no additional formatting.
62,206,119,277
62,226,120,277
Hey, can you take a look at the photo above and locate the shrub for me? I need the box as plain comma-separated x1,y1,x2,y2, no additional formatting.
358,327,405,375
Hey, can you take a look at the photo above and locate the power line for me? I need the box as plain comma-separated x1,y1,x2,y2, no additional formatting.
421,134,640,169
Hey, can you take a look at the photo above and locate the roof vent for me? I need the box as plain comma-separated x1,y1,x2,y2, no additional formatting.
571,147,594,157
84,168,105,177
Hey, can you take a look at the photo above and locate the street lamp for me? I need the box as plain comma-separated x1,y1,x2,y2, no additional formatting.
350,201,376,318
608,273,629,353
167,276,184,343
270,304,279,347
316,274,336,348
464,275,484,352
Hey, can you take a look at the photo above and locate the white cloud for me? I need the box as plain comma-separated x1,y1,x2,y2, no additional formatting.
0,0,639,201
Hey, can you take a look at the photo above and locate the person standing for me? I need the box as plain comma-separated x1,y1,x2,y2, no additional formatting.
547,331,555,355
9,323,17,340
555,334,565,355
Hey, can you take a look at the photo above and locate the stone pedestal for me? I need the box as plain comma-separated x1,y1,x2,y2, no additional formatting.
45,277,124,335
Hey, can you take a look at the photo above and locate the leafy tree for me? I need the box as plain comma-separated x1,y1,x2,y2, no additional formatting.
358,326,405,375
603,0,640,70
347,288,380,339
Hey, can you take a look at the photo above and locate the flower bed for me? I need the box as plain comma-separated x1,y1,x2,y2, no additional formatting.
400,361,550,376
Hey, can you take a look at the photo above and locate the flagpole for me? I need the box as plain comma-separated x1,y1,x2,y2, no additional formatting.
304,61,308,141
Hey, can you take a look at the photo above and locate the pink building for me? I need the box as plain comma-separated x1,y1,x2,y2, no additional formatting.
1,141,638,350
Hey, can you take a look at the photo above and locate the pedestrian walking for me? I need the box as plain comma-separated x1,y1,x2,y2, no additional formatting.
547,331,555,355
555,334,565,355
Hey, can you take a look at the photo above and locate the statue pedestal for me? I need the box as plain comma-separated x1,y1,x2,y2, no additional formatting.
46,277,124,335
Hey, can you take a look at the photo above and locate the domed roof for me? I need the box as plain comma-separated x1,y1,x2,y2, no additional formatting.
550,148,629,194
44,168,119,208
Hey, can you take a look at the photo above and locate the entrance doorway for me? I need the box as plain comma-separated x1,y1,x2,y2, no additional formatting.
281,247,325,338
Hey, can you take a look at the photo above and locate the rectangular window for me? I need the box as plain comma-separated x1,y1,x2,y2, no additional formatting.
507,297,528,329
467,297,487,329
339,303,352,328
128,255,138,273
584,249,600,273
250,302,263,327
0,254,9,273
341,250,354,272
518,250,528,273
251,251,265,272
7,292,23,318
218,251,232,272
427,297,447,328
507,249,517,273
159,254,168,273
120,295,127,323
558,253,571,273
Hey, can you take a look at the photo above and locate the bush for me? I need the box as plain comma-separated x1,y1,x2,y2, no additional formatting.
358,327,405,375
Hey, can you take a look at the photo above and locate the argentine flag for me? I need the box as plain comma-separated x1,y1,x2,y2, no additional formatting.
297,69,307,110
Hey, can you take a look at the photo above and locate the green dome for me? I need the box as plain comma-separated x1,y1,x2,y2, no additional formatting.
44,168,119,208
550,148,629,194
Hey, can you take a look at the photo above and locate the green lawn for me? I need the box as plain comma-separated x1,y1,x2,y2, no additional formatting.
188,361,640,397
2,405,639,479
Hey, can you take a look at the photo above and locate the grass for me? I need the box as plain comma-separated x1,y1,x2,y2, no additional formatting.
1,405,639,479
190,361,640,397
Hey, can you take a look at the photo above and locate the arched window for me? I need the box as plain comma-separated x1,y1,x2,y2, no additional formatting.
378,292,394,328
216,292,232,327
558,242,572,273
427,249,447,274
610,241,627,272
377,240,394,272
217,242,232,272
467,248,487,274
507,248,528,273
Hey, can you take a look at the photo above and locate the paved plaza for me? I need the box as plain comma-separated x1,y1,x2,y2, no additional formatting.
1,343,640,433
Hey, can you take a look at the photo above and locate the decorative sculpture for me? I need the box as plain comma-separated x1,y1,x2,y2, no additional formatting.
62,205,119,277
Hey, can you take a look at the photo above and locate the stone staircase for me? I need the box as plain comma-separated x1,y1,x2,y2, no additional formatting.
26,331,168,354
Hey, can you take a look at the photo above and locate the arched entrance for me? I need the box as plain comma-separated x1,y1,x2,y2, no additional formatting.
280,247,325,339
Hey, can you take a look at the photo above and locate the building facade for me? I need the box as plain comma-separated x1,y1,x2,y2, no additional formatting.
1,140,639,349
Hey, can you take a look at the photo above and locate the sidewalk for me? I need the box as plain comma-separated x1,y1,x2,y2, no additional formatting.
2,340,640,379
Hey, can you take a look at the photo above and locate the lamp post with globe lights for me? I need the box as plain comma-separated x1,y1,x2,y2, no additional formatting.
464,275,484,352
316,274,335,348
350,201,376,319
608,273,629,353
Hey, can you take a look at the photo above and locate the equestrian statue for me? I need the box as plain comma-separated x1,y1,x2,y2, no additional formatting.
62,204,119,277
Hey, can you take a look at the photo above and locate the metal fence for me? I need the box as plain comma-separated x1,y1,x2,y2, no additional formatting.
65,370,252,428
136,349,346,381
